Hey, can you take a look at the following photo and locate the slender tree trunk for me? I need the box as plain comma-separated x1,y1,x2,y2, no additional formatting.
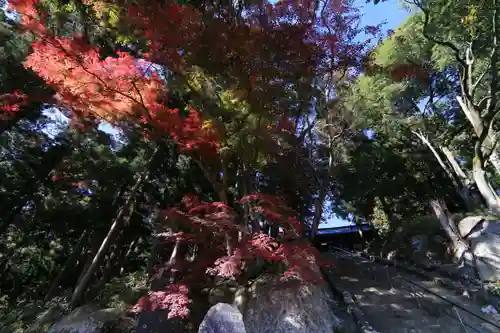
119,237,141,276
440,146,475,210
413,130,474,209
429,199,469,262
472,156,500,214
456,96,500,209
70,164,150,308
310,185,326,239
147,236,161,278
430,199,474,267
441,147,469,180
166,239,181,284
45,230,89,301
89,235,138,299
77,233,103,284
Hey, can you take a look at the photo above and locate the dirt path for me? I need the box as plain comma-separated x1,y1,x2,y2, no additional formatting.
322,251,499,333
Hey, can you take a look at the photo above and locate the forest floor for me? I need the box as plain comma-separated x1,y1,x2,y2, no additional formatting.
323,251,500,333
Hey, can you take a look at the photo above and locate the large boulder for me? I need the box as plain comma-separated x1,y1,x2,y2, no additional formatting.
458,216,485,238
134,310,184,333
47,305,122,333
198,303,246,333
26,305,65,332
459,217,500,282
243,275,348,333
468,220,500,281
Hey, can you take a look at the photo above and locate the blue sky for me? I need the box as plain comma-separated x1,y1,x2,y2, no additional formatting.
40,0,411,228
356,0,410,31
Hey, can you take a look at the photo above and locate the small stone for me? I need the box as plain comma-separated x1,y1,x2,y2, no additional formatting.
198,303,246,333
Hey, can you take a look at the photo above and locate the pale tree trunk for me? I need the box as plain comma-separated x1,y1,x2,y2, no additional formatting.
119,237,141,276
310,185,326,239
70,149,155,308
440,146,469,184
429,199,470,262
472,155,500,214
147,224,163,278
440,146,475,210
70,191,139,308
77,233,103,284
166,239,181,284
88,233,127,299
413,130,474,209
458,95,500,175
456,97,500,212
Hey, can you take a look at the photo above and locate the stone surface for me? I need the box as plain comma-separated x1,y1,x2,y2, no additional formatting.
135,310,183,333
470,231,500,281
48,305,121,333
198,303,246,333
457,216,485,238
27,305,65,332
243,275,346,333
457,219,500,282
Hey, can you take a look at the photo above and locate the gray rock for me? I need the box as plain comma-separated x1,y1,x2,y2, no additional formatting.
27,305,64,332
135,310,183,333
470,232,500,281
198,303,246,333
244,275,345,333
48,305,121,333
461,219,500,281
458,216,485,238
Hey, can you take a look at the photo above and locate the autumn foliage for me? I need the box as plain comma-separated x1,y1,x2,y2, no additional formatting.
7,0,354,320
0,90,28,119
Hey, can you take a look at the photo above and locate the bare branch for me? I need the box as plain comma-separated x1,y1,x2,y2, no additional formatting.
472,67,488,96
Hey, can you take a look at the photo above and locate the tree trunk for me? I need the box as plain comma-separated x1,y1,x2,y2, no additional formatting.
147,236,161,278
413,130,474,209
429,199,469,262
457,95,500,198
45,230,89,301
440,146,475,210
70,168,149,308
119,237,141,276
166,239,181,284
77,232,103,284
310,185,326,239
89,235,138,299
472,156,500,214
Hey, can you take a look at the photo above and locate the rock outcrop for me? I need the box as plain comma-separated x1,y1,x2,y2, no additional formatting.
458,216,500,281
243,275,346,333
47,305,121,333
47,305,135,333
198,303,246,333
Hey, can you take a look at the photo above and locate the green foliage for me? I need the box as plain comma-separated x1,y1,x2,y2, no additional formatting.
491,282,500,296
95,270,149,311
371,197,390,236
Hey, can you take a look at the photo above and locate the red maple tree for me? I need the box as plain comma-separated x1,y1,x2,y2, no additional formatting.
8,0,359,320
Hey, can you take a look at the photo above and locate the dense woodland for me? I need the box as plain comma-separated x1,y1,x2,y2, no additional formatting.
1,0,500,330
